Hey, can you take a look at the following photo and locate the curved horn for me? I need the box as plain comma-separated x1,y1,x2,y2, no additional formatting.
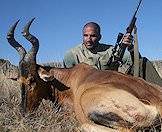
22,18,39,62
7,20,28,115
7,20,27,61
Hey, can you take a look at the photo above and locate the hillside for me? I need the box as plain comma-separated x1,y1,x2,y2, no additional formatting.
0,59,20,100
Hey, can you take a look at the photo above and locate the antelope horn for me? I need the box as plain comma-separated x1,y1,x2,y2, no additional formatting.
22,18,39,62
7,20,27,61
7,20,28,114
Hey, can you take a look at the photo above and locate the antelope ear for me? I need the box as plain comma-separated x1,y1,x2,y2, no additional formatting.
37,65,54,81
39,74,51,82
38,67,48,81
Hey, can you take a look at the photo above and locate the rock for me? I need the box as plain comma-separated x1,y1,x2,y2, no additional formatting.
153,60,162,78
0,59,20,101
0,59,19,80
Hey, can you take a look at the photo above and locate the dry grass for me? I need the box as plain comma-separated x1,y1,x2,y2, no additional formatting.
1,99,80,132
0,95,80,132
0,79,80,132
0,61,80,132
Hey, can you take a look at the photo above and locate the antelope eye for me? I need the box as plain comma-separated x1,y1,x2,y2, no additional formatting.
27,76,35,84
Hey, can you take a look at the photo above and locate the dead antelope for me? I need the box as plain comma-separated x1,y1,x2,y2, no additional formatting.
7,19,162,132
39,63,162,131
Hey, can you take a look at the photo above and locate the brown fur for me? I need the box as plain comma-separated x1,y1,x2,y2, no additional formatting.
39,63,162,131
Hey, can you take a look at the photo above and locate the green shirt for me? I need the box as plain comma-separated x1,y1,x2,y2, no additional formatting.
64,43,162,86
64,43,132,71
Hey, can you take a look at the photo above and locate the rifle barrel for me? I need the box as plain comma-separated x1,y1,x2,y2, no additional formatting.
135,0,142,16
127,0,142,33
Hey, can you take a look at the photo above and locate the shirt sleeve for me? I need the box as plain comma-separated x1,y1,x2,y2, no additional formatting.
122,51,133,66
63,51,76,68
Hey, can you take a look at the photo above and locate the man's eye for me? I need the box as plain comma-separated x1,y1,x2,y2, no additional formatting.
91,35,97,37
83,34,88,37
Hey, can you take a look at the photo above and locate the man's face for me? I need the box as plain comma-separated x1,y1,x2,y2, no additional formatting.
83,26,101,49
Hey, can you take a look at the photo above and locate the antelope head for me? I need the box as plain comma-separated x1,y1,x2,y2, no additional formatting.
6,19,68,114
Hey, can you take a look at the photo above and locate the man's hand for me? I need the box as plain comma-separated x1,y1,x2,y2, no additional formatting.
122,33,133,47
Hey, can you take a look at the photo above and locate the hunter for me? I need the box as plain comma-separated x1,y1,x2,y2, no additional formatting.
63,22,162,86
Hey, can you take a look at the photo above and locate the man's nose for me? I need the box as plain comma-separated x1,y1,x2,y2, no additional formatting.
87,36,92,41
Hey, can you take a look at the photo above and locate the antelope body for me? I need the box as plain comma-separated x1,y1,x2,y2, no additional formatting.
39,62,162,131
7,19,162,131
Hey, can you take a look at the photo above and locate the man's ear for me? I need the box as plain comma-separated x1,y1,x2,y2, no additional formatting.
97,34,102,41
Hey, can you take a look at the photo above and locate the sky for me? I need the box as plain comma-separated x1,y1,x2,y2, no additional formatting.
0,0,162,65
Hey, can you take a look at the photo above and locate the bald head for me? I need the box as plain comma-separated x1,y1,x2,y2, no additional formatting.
83,22,101,34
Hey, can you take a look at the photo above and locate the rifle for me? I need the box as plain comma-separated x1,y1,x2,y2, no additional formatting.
107,0,142,70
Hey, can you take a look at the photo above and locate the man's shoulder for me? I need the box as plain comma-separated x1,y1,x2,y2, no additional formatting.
64,44,82,58
64,44,83,68
71,44,83,51
67,44,82,52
